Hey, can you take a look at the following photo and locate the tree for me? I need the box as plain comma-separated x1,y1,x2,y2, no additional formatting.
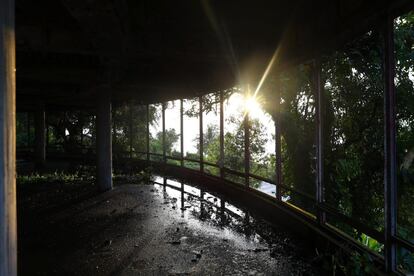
149,129,180,156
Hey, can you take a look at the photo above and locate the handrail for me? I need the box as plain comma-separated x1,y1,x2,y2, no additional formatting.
182,157,201,163
203,160,218,167
319,203,384,243
148,152,163,157
394,235,414,252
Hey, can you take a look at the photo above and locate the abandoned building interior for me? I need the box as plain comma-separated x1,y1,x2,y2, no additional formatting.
1,0,414,275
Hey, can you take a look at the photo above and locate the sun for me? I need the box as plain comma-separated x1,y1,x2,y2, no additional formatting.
243,95,261,118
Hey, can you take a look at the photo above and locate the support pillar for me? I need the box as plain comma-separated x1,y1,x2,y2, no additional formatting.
96,92,113,192
0,0,17,274
34,108,46,169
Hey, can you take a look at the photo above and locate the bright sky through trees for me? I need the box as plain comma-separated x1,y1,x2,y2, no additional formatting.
162,92,275,155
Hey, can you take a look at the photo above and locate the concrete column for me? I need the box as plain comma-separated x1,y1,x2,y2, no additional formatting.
96,92,113,191
34,108,46,168
0,0,17,275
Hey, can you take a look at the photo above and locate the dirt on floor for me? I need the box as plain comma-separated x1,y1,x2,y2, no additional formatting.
17,174,325,275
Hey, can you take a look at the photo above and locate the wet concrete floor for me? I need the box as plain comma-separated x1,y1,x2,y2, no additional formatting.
18,175,321,275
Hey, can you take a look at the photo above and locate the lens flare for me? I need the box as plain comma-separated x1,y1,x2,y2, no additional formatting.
253,46,281,98
243,94,262,119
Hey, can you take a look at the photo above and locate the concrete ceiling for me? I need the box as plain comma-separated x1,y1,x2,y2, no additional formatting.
16,0,413,109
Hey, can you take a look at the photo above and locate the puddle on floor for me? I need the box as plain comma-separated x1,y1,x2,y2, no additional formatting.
149,174,312,261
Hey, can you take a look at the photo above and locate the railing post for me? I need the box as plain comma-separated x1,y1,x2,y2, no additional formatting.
146,104,150,161
244,112,250,187
199,96,204,172
275,87,282,200
180,99,184,167
220,91,225,178
162,103,166,163
384,16,397,273
314,59,326,225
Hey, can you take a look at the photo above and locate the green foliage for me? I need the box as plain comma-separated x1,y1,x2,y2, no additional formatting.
397,246,414,273
16,112,34,148
203,125,221,163
113,103,148,156
16,110,96,153
150,128,180,156
48,111,96,153
395,12,414,251
268,63,316,210
317,246,379,276
184,160,200,170
321,29,385,232
17,171,94,186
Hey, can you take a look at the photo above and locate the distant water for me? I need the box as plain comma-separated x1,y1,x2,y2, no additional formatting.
257,181,275,197
257,181,290,202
